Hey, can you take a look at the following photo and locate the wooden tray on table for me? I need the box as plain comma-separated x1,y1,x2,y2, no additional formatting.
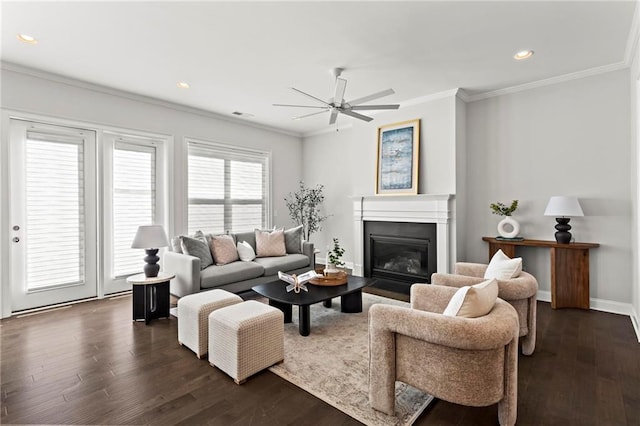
309,270,348,286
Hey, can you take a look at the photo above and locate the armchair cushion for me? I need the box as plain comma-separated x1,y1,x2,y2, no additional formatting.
484,249,522,280
442,279,498,318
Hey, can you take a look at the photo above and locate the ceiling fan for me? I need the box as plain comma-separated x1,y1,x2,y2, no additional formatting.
273,68,400,125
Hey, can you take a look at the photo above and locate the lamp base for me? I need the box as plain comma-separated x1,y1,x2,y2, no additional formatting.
554,217,572,244
143,248,160,278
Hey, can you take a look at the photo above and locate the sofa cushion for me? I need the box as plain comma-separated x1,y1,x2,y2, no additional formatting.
180,234,213,269
234,231,256,252
200,262,265,289
484,249,522,280
237,241,256,261
442,279,499,318
210,234,239,265
284,225,303,254
255,229,286,257
253,253,310,276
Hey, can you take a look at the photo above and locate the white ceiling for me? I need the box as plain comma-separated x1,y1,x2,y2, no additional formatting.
1,1,637,136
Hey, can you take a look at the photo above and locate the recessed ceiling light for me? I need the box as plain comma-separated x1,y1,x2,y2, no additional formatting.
17,34,38,44
514,50,534,60
176,81,190,89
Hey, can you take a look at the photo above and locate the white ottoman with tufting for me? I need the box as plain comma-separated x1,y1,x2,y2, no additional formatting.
208,300,284,384
177,289,243,358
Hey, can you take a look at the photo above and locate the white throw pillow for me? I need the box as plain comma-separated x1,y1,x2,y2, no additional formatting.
237,241,256,262
484,249,522,280
442,279,499,318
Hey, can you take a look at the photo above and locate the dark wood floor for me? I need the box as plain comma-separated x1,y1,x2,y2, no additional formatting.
1,291,639,425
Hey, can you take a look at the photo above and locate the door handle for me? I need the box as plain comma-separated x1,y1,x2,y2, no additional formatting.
13,237,19,243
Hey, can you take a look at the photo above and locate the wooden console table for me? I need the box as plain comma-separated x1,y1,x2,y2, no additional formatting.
482,237,599,309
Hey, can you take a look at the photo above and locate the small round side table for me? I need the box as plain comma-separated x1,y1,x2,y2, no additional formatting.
127,272,175,325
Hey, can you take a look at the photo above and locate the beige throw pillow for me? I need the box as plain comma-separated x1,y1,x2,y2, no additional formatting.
484,249,522,280
255,228,286,257
442,279,499,318
210,234,239,265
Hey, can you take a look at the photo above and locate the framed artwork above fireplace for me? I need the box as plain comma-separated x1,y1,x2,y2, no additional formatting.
375,119,420,195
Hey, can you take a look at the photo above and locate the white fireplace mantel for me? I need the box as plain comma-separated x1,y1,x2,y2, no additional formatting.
352,194,454,277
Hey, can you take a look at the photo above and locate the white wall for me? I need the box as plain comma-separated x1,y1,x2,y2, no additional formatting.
465,70,632,307
301,92,461,266
0,65,303,317
631,34,640,337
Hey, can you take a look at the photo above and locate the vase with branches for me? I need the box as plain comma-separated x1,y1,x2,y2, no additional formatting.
285,181,328,241
490,200,521,239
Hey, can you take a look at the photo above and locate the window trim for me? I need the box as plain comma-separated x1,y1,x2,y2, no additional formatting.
101,131,168,294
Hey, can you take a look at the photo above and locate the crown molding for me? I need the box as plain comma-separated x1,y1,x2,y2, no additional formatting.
400,88,460,107
463,61,628,103
0,61,302,138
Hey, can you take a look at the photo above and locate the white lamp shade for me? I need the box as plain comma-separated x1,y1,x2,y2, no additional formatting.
131,225,169,249
544,196,584,217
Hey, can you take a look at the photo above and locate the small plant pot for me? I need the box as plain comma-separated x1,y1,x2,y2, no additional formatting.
324,263,340,277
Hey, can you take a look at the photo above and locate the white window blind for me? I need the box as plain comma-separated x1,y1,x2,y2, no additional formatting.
188,141,269,234
113,143,156,277
25,133,85,289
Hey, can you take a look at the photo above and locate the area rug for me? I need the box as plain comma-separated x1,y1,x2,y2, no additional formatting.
268,293,434,426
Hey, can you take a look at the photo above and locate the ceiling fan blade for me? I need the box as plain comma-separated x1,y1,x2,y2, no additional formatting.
340,109,374,122
347,88,395,106
349,104,400,111
273,103,329,109
333,78,347,107
293,109,330,120
329,108,339,125
290,87,331,107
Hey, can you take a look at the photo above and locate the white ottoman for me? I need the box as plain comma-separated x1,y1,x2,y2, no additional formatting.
208,300,284,384
177,289,243,358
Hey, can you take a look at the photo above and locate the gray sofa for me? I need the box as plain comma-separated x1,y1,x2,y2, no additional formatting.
164,230,315,297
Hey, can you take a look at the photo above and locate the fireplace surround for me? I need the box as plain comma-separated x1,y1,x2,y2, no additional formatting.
353,195,454,287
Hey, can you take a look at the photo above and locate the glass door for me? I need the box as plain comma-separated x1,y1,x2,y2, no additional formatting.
9,119,97,311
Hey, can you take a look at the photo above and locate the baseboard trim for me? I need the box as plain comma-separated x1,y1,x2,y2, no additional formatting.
537,290,635,317
631,307,640,343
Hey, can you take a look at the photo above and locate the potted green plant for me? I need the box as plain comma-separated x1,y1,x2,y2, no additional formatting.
325,237,345,274
490,200,520,239
285,181,328,241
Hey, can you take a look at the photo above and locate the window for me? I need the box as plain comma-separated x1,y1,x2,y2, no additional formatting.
102,132,166,295
187,140,270,234
112,143,156,277
25,133,86,289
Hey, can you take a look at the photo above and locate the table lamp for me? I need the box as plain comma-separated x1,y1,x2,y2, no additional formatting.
544,196,584,244
131,225,169,277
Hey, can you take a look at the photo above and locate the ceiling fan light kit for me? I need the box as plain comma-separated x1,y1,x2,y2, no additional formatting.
274,67,399,125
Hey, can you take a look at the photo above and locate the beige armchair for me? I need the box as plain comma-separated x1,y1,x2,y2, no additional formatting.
369,284,519,426
432,262,538,355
